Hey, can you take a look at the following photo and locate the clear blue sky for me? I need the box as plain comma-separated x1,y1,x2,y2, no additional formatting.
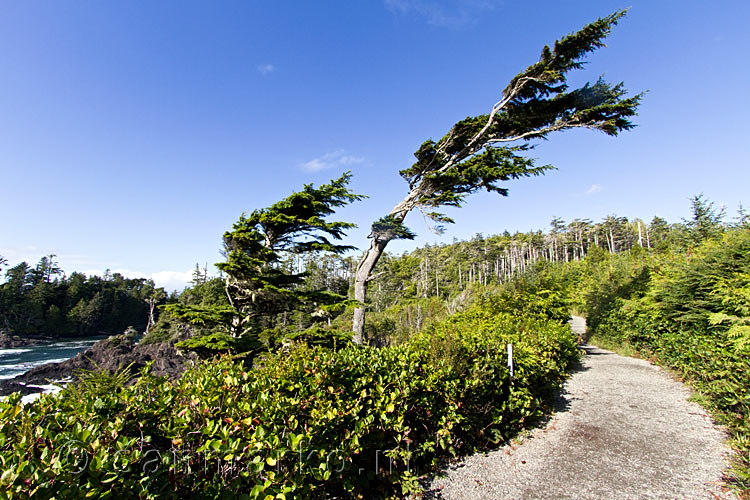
1,1,749,291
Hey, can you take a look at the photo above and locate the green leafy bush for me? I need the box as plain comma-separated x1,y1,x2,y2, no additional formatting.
0,299,578,499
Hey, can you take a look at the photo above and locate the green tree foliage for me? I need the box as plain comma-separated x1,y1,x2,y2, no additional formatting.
0,259,168,337
708,272,750,350
397,11,640,226
159,173,364,355
28,254,63,285
177,276,227,307
683,193,726,244
218,172,363,331
140,275,231,346
648,215,671,249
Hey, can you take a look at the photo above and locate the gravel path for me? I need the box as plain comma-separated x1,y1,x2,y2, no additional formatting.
425,317,736,499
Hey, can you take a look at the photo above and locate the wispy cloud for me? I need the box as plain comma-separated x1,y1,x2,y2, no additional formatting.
257,63,275,77
585,184,603,195
300,150,365,173
384,0,501,27
0,246,43,263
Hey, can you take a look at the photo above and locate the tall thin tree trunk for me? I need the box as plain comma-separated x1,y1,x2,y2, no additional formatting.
352,238,389,344
637,220,643,247
146,299,156,335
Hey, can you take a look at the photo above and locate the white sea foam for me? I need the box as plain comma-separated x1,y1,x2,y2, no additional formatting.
0,348,34,357
3,381,67,404
0,338,100,387
36,358,70,365
47,341,98,349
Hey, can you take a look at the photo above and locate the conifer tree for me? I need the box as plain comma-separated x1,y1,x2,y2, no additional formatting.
683,194,725,243
352,10,643,341
215,172,364,337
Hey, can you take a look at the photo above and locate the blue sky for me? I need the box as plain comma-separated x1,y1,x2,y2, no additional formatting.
1,1,749,291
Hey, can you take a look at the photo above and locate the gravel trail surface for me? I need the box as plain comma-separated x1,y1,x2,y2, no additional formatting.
425,317,736,499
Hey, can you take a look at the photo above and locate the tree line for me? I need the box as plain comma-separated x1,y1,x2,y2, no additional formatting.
363,194,736,310
0,255,168,338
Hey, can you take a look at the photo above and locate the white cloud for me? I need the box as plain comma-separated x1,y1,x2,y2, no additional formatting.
300,150,365,172
585,184,603,195
257,63,275,76
149,270,194,291
384,0,500,27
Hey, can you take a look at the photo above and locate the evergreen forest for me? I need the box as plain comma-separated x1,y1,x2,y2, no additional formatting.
0,256,168,338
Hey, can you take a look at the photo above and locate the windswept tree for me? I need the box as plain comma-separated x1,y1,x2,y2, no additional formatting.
167,172,364,355
217,172,364,336
352,11,643,342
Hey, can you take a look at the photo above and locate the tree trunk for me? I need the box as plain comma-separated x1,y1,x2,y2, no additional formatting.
145,299,156,335
352,190,423,343
637,220,643,247
352,237,389,344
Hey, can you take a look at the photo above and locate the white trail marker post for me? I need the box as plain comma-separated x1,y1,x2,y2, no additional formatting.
507,343,514,378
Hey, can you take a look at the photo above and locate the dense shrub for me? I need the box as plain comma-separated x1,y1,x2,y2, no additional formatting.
0,300,578,499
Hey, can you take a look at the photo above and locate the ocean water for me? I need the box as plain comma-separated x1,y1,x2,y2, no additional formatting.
0,337,106,381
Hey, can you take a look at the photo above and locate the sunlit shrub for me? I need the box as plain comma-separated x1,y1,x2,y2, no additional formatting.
0,299,578,499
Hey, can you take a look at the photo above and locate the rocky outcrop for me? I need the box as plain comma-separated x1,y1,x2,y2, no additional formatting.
0,332,54,349
0,332,198,397
0,381,47,396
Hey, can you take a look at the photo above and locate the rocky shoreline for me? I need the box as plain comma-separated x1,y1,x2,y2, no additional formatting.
0,331,198,398
0,332,57,349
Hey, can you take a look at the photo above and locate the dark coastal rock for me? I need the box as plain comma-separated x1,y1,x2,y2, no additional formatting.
0,332,54,349
0,331,198,397
0,381,47,396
